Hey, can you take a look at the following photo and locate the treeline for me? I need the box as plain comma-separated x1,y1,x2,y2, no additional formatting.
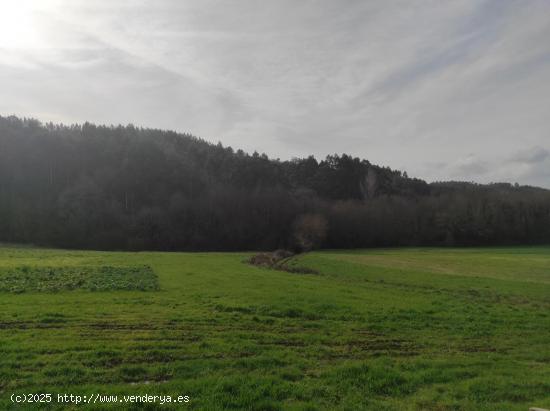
1,115,549,251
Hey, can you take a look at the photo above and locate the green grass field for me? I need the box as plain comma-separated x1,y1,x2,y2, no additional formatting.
0,246,549,410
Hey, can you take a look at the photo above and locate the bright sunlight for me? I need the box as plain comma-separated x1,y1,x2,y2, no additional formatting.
0,0,57,49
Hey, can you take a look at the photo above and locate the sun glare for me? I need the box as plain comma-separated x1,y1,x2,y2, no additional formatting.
0,0,48,49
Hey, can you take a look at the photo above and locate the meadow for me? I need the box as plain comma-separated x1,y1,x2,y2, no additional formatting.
0,245,548,410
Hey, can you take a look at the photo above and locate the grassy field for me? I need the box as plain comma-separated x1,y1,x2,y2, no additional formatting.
0,246,549,410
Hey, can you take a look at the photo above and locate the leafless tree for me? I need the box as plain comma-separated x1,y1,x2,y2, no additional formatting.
292,213,328,252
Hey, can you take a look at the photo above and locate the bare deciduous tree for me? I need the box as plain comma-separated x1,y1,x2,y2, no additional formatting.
292,213,328,252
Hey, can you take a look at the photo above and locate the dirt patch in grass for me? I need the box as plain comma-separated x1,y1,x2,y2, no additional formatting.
0,265,159,293
248,250,319,274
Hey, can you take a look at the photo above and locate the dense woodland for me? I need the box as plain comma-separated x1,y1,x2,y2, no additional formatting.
1,115,549,251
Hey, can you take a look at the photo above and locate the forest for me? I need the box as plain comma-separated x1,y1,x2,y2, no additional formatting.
1,115,549,251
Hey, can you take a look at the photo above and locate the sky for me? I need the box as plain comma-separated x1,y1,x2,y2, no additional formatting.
1,0,549,188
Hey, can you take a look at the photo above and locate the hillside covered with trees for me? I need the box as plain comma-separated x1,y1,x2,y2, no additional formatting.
1,115,549,251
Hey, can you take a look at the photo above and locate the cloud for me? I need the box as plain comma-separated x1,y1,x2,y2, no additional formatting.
0,0,549,188
423,146,550,188
511,146,549,164
450,155,490,180
506,146,550,188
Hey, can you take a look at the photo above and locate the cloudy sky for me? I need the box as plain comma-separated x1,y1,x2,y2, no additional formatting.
1,0,549,187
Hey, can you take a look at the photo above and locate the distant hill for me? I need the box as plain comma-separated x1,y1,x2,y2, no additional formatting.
1,115,549,250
